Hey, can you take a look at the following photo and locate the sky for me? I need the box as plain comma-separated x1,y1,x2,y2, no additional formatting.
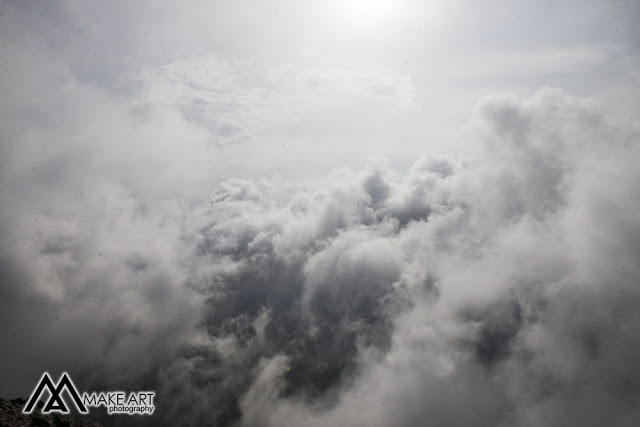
1,1,639,426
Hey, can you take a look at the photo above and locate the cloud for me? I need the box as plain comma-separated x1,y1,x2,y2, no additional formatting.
2,34,639,424
2,1,640,426
125,53,419,149
185,87,638,426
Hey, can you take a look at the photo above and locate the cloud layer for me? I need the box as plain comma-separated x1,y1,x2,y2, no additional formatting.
2,85,639,426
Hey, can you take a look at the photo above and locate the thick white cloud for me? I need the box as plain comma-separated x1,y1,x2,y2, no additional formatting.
219,88,640,427
2,76,639,424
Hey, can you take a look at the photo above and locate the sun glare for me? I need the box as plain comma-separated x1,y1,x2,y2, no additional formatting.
330,0,406,32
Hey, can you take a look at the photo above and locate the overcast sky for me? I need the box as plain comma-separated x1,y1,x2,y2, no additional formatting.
1,1,639,426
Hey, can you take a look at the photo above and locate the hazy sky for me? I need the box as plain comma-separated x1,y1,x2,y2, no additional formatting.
1,1,639,426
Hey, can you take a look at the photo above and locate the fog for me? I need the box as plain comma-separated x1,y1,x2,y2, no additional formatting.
1,1,639,426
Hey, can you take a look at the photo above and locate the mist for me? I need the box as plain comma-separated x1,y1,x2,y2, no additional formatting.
1,1,639,426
